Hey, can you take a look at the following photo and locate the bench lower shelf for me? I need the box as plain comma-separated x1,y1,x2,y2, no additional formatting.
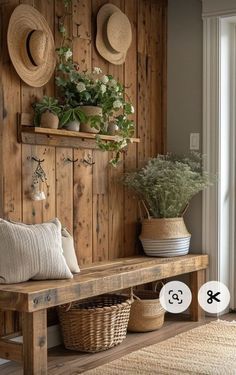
0,254,208,374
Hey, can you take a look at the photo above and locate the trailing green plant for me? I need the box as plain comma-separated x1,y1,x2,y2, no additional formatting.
123,152,212,218
55,65,135,165
54,1,135,166
33,96,62,126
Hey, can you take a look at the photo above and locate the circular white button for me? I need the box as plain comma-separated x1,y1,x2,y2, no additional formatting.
160,281,192,314
198,281,230,314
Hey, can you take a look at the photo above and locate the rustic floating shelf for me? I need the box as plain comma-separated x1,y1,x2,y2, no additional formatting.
17,113,140,150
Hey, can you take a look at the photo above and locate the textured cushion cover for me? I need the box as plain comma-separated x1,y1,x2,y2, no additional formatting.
0,218,73,284
61,228,80,273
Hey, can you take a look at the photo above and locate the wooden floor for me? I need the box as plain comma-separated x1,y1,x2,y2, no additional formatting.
1,313,235,374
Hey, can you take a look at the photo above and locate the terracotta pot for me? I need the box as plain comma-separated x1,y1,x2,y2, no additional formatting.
40,110,59,129
79,106,102,134
140,217,191,257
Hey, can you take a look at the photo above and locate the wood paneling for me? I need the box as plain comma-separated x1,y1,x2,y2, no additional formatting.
0,0,167,331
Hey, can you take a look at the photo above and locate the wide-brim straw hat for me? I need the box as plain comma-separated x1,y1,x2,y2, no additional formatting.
7,4,56,88
96,4,132,65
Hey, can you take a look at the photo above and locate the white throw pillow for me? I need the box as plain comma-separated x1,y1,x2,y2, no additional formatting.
0,218,73,284
61,228,80,274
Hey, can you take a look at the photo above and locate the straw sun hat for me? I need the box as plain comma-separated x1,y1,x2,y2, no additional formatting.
7,4,56,88
96,4,132,65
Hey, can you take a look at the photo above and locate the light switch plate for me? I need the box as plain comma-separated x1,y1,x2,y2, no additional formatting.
190,133,200,150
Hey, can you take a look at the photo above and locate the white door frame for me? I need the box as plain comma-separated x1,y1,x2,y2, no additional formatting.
202,16,221,283
202,13,236,308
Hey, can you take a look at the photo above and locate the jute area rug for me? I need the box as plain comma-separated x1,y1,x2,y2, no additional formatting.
84,320,236,375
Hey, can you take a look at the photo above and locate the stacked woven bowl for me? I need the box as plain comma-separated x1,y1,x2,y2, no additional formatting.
140,218,191,257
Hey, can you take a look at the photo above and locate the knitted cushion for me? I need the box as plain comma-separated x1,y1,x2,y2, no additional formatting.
61,228,80,274
0,218,73,284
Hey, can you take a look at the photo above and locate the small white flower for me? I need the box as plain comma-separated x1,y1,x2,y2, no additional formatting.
131,105,135,114
76,82,86,92
64,49,72,61
110,79,117,87
101,75,109,84
113,100,123,109
93,67,102,74
100,84,106,94
120,139,128,148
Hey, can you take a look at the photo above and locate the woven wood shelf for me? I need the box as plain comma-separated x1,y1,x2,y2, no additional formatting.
17,113,140,150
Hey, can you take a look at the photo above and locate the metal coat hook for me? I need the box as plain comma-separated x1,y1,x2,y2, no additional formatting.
64,157,79,164
28,156,45,164
81,153,95,166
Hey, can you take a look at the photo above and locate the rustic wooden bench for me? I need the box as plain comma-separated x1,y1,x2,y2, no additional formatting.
0,254,208,374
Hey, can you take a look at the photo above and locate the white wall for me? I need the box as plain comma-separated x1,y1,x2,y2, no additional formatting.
202,0,236,16
167,0,203,252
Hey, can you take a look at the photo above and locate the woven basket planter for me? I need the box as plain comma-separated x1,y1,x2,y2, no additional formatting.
40,111,59,129
79,105,102,133
128,289,165,332
140,217,191,257
58,294,132,353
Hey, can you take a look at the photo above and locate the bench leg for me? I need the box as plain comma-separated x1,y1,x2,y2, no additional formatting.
22,310,47,375
189,269,205,321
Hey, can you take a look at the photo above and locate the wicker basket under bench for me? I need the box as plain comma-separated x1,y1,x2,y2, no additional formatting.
0,254,208,374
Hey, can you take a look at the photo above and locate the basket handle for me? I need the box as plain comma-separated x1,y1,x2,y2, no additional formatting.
153,281,165,293
131,282,165,300
138,200,151,221
58,303,72,312
180,203,189,216
131,289,141,301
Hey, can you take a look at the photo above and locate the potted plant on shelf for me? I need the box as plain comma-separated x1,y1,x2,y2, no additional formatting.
123,153,212,257
53,1,135,166
59,106,87,131
56,53,135,165
33,96,61,129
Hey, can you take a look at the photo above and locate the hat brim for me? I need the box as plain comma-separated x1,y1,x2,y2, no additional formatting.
96,4,127,65
7,4,56,88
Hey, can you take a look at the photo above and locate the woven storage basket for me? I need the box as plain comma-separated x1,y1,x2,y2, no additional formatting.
128,289,165,332
58,294,132,353
138,201,191,257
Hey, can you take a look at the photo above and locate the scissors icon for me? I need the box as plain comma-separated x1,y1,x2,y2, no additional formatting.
207,290,221,304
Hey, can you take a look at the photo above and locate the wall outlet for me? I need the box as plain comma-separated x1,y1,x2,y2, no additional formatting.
190,133,200,150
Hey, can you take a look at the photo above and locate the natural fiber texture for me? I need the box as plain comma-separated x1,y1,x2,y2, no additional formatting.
96,4,132,65
61,227,80,274
7,4,56,87
0,218,72,283
84,320,236,374
141,217,190,240
128,290,165,332
79,106,102,133
58,294,132,353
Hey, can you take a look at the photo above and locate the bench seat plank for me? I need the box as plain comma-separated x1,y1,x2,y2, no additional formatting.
0,255,208,313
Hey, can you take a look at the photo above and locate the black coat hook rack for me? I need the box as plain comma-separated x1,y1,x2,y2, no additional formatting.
28,156,45,164
64,157,78,163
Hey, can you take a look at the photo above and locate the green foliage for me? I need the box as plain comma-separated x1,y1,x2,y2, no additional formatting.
59,107,87,127
55,65,135,166
32,96,61,126
123,153,212,218
38,0,136,167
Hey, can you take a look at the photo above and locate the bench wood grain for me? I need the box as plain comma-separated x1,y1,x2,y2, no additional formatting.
0,255,208,374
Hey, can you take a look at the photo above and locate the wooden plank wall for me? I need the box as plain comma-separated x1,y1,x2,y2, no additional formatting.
0,0,167,334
